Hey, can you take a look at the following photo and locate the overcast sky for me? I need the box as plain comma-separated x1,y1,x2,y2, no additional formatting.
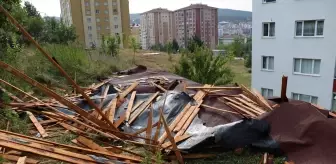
23,0,252,17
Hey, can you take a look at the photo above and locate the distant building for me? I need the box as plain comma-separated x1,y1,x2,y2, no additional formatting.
174,4,218,49
140,8,175,50
130,24,141,45
60,0,130,48
219,35,235,45
252,0,334,109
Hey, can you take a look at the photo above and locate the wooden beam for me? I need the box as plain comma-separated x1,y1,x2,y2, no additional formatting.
200,104,247,116
129,92,159,124
235,97,266,114
26,112,48,138
175,107,200,136
225,102,256,118
125,91,136,122
0,155,38,164
162,134,191,149
223,97,259,117
252,88,273,111
76,136,121,154
150,81,167,92
119,82,139,99
132,122,159,136
106,98,117,123
16,156,27,164
160,111,184,164
58,122,85,134
174,100,203,132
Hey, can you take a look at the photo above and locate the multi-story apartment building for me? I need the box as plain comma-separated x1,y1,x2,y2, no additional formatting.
252,0,336,109
60,0,130,48
140,8,175,50
174,4,218,49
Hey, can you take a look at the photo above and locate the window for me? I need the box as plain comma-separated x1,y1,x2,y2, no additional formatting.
104,2,108,6
106,26,110,30
113,9,118,14
104,10,108,14
261,88,273,98
85,2,89,6
96,10,100,14
86,10,91,15
87,17,91,23
95,2,99,6
97,26,101,30
96,18,100,22
263,22,275,37
292,93,318,104
263,0,276,3
88,26,92,31
295,20,324,36
88,33,92,38
293,58,321,75
105,18,109,22
262,56,274,70
115,25,118,29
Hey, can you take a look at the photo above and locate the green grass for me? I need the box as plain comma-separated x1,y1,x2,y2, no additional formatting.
228,59,251,87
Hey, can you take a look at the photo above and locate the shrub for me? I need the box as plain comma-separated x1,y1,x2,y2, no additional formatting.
175,47,234,85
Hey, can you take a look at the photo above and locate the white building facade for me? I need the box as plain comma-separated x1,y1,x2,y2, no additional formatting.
252,0,336,109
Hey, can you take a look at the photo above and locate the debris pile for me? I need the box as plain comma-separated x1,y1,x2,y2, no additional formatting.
0,66,279,163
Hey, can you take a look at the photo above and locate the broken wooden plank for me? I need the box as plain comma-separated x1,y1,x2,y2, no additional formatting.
252,88,273,111
125,91,137,122
200,104,248,117
175,107,200,136
106,98,117,123
146,107,153,144
16,156,27,164
162,134,191,149
76,136,121,154
39,119,58,125
150,81,167,92
223,97,259,117
129,92,159,124
225,102,257,118
166,154,216,160
160,111,184,164
58,122,85,134
235,97,266,114
0,155,38,164
26,111,48,138
240,85,272,111
174,100,203,132
119,82,139,99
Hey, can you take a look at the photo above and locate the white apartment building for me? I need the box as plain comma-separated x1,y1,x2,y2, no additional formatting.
252,0,336,109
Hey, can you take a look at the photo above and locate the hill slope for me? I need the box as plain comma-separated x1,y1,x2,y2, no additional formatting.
130,8,252,24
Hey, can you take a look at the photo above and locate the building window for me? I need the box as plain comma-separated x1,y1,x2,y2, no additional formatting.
85,2,89,6
95,2,99,6
88,26,92,31
104,10,108,14
115,25,118,29
106,26,110,30
96,18,100,22
295,20,324,37
104,2,108,6
113,9,118,14
88,33,92,38
262,56,274,70
86,10,91,15
261,88,273,98
105,18,109,22
292,93,318,104
112,1,117,5
87,17,91,23
96,10,100,14
97,26,101,30
263,22,275,37
293,58,321,75
263,0,276,3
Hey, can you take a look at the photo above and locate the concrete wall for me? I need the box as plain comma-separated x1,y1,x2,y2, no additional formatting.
252,0,336,109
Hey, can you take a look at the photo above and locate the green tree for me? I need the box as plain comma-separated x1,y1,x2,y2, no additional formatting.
40,17,77,44
172,39,179,53
129,37,139,64
166,42,173,62
187,35,204,53
24,1,40,17
175,47,234,85
104,36,120,57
